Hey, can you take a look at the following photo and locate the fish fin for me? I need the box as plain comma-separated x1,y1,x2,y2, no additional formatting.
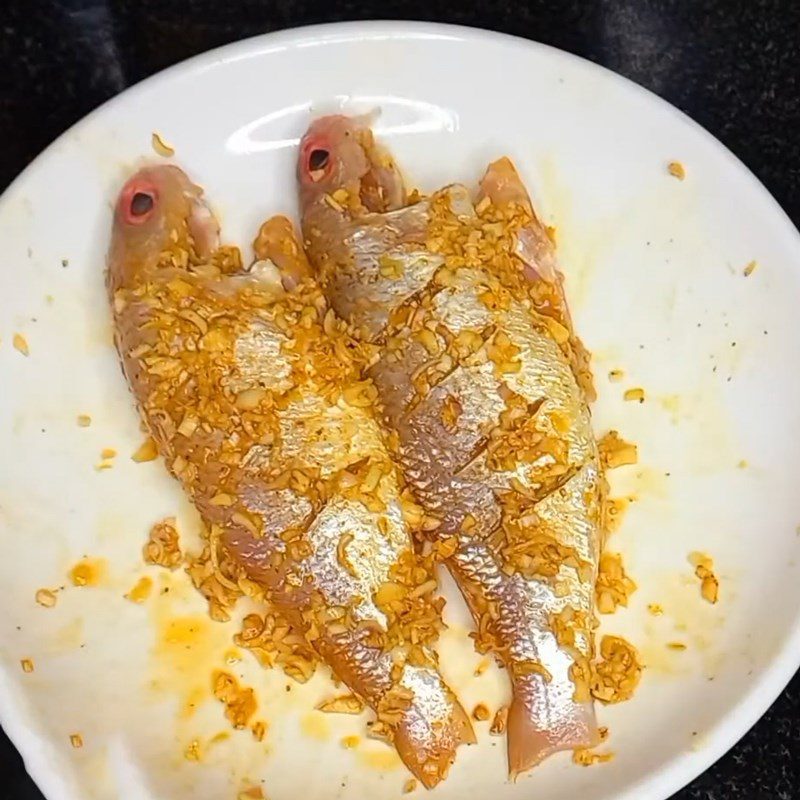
477,157,533,213
252,215,313,290
478,158,560,284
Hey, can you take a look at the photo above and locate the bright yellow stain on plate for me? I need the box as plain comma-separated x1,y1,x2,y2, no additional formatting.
638,571,724,678
300,711,331,741
69,557,107,587
156,615,218,673
150,609,230,716
356,746,402,771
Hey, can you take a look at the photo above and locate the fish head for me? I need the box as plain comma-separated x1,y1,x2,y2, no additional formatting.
108,164,219,294
298,114,406,214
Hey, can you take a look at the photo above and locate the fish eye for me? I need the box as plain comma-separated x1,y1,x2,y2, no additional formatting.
130,191,155,217
308,148,330,172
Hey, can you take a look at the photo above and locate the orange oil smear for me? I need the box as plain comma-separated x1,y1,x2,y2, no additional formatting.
603,496,635,536
69,558,107,587
125,576,153,604
151,611,228,717
180,686,207,720
341,734,360,749
238,788,265,800
156,615,218,674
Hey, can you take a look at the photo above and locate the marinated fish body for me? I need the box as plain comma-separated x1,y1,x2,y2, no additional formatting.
108,166,473,787
298,118,602,774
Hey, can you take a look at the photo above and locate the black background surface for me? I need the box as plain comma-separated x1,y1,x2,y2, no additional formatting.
1,1,798,798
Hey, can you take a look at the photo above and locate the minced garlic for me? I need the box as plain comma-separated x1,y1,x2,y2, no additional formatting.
131,436,158,462
151,132,175,157
595,552,637,614
144,518,182,569
667,161,686,180
573,747,614,766
623,387,645,403
316,694,365,715
35,588,57,608
490,706,508,735
688,552,719,604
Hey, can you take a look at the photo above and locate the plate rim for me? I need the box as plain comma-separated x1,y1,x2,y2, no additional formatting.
1,20,798,800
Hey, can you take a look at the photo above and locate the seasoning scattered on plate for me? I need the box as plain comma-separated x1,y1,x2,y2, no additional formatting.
124,575,153,604
688,552,720,604
35,588,57,608
667,160,686,180
12,333,29,356
131,436,158,462
624,387,645,403
316,694,365,714
490,706,508,735
151,131,175,157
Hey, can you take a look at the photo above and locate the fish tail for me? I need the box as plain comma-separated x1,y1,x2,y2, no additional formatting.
507,671,598,778
393,687,476,788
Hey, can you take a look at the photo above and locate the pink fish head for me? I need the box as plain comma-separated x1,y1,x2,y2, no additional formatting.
298,114,406,213
108,164,219,295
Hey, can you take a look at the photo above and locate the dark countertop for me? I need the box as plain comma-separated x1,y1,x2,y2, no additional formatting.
1,1,798,798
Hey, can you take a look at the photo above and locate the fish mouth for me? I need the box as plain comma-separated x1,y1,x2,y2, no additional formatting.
299,115,406,214
114,165,220,261
298,123,339,185
300,136,334,184
116,173,159,225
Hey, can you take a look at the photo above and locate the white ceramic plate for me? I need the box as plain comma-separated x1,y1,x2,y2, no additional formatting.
1,21,799,800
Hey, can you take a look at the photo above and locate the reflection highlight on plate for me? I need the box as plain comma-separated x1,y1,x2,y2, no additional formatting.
226,95,458,154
